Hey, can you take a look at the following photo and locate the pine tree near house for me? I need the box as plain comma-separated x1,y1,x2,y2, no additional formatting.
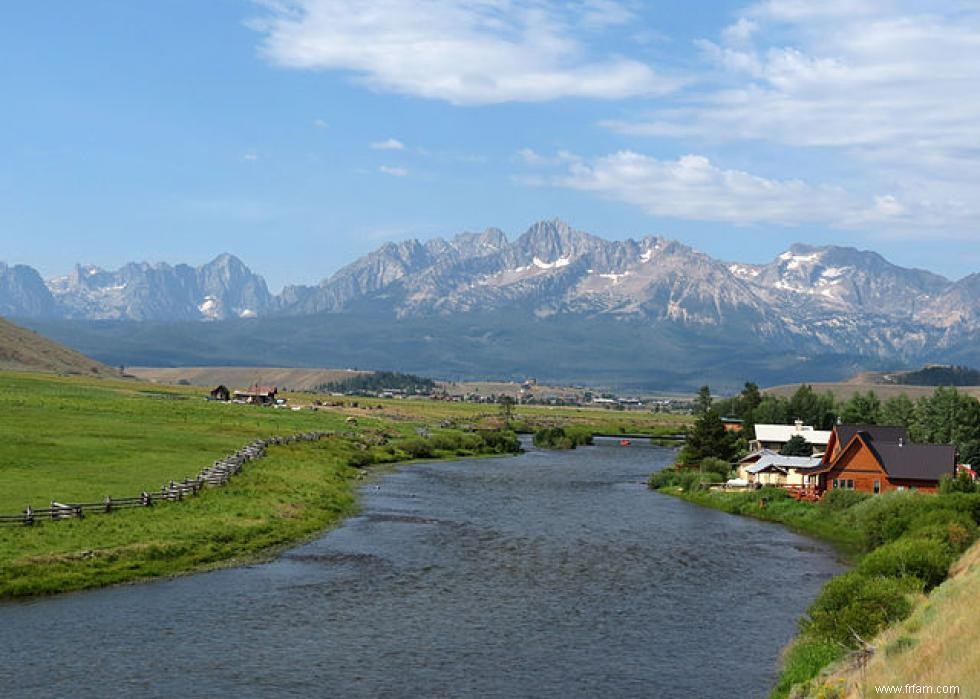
680,408,736,464
780,434,812,456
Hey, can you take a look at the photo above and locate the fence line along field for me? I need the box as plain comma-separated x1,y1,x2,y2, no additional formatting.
0,372,376,512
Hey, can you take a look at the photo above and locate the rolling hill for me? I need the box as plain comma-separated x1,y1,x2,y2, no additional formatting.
0,316,114,375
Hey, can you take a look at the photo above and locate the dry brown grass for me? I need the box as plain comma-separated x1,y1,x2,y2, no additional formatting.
126,366,368,390
0,317,113,375
803,541,980,698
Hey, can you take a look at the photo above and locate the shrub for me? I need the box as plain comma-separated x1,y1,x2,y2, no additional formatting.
857,537,954,590
939,471,978,494
804,571,920,647
399,438,434,459
820,488,870,512
648,468,681,489
907,509,978,553
676,469,702,493
347,451,375,468
533,427,573,449
700,457,732,480
771,637,844,699
477,430,521,454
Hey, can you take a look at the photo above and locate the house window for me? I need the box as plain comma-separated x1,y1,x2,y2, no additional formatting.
897,486,905,492
832,479,838,488
847,479,855,490
873,480,881,494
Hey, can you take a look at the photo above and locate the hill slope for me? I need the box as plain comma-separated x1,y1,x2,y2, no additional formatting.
0,316,114,375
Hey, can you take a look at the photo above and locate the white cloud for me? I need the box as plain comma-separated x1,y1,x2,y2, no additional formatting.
313,118,328,128
251,0,680,105
241,152,259,162
521,149,971,230
379,165,408,177
597,2,980,233
371,138,405,151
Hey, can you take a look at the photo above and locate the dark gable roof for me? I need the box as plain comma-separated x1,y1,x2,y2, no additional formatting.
867,441,956,482
835,424,908,447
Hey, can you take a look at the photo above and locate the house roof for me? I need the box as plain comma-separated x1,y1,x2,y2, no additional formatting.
866,441,956,482
754,424,832,445
739,448,777,464
746,454,824,474
235,385,278,396
812,429,956,482
834,424,908,448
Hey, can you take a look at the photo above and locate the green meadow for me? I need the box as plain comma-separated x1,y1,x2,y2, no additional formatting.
0,372,369,512
0,371,688,597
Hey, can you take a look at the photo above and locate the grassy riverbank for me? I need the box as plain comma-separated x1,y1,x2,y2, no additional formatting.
804,539,980,698
1,370,678,597
648,477,980,698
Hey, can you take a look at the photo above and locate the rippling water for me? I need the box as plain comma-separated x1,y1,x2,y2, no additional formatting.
0,437,842,698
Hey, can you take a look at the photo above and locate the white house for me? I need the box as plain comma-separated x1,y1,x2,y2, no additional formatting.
750,420,831,455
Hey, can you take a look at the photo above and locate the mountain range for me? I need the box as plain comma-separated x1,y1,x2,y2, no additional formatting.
4,220,979,390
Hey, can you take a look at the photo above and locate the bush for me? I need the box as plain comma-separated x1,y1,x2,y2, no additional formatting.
676,469,702,493
399,438,434,459
820,488,870,512
857,537,954,590
532,426,592,449
804,571,920,647
648,468,681,489
771,637,844,699
477,430,521,454
907,509,978,553
700,457,732,480
347,451,375,468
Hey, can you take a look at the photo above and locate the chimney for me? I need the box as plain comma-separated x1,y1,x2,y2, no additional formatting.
794,419,803,431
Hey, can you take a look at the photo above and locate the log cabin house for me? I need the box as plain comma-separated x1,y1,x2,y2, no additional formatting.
798,425,955,495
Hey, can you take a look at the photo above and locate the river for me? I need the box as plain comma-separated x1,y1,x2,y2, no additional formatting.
0,437,842,698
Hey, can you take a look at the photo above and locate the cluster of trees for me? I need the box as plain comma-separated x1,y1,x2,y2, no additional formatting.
894,364,980,386
681,383,980,466
315,371,437,395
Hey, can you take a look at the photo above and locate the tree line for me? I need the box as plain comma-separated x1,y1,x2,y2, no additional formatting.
681,383,980,466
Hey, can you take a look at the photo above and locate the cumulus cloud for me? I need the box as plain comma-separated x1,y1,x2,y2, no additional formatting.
521,149,971,230
251,0,679,105
594,1,980,233
371,138,405,151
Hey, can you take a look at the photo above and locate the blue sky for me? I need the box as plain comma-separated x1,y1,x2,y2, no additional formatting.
2,0,980,291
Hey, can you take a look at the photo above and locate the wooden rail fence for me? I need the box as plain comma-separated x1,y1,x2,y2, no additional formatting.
0,430,332,526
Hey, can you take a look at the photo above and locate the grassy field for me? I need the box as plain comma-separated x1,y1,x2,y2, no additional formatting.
0,371,688,597
0,372,374,512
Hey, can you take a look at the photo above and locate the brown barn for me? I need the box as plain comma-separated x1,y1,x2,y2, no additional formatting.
801,425,955,494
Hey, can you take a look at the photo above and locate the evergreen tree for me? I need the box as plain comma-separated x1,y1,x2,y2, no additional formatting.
880,394,915,428
680,409,735,464
780,434,812,456
693,385,713,417
840,391,881,424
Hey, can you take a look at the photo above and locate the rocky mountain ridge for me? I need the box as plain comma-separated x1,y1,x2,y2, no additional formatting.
2,220,979,367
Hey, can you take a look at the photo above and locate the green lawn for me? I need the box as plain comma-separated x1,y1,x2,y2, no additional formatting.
0,372,387,512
